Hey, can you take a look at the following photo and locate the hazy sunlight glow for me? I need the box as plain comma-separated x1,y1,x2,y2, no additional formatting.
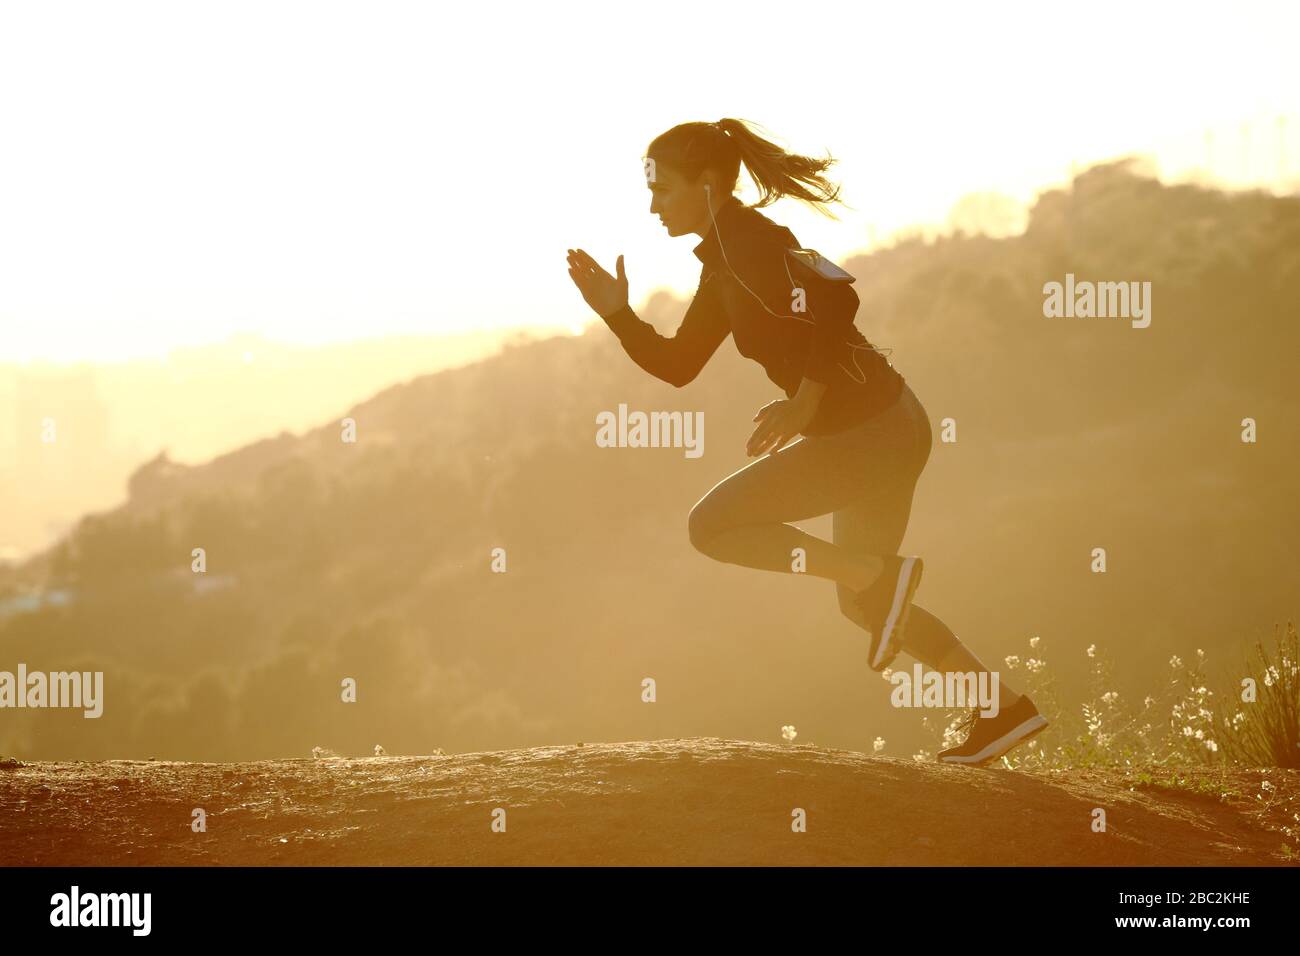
1,0,1296,362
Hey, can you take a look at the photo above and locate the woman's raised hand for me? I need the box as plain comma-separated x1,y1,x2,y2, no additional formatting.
567,248,628,319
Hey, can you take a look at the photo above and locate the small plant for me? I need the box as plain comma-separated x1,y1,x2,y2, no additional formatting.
1212,621,1299,769
916,622,1298,772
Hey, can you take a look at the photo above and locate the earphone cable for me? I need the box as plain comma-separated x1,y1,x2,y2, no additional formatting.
704,185,891,385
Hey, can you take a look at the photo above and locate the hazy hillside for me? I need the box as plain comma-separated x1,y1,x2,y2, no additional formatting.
0,326,515,564
1,160,1296,762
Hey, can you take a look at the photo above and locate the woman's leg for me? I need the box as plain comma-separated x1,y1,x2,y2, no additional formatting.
688,383,1021,699
833,505,1012,691
830,386,1020,699
686,399,920,591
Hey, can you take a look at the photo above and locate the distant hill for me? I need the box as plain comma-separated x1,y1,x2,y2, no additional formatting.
0,326,516,564
0,159,1296,762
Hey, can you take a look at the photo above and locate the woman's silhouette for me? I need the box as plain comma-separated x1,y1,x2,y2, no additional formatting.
567,117,1046,766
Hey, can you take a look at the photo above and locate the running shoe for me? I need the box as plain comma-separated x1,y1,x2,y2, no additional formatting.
937,695,1049,766
854,554,924,671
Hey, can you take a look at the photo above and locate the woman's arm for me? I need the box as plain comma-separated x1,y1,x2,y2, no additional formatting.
747,375,829,456
790,376,829,413
569,248,731,388
599,269,732,388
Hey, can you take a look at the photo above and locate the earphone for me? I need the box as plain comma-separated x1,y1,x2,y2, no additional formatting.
703,182,890,385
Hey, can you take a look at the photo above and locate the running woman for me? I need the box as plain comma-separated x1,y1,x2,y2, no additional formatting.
566,117,1047,766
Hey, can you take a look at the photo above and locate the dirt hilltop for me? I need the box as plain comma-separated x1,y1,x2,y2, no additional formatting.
1,738,1296,866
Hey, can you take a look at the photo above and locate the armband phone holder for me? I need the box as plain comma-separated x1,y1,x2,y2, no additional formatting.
786,247,856,283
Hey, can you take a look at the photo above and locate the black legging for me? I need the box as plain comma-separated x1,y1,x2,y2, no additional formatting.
686,382,962,670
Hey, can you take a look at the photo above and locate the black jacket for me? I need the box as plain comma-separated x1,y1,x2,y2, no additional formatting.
600,195,905,436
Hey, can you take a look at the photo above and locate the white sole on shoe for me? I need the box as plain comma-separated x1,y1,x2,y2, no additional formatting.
939,715,1050,765
869,556,923,670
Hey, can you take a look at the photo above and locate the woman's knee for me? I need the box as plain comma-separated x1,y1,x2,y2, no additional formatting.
687,500,723,554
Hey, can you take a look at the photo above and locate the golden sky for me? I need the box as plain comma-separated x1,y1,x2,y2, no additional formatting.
1,0,1297,362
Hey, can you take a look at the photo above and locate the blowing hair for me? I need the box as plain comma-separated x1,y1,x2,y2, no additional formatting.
646,117,848,217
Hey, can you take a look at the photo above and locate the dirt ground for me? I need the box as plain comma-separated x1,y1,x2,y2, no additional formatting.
2,738,1296,866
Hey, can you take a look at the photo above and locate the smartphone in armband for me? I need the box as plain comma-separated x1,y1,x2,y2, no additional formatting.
786,247,856,283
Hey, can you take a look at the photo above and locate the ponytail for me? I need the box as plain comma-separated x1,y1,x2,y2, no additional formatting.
647,117,846,217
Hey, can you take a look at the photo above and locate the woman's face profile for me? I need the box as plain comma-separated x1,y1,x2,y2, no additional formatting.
646,160,708,238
